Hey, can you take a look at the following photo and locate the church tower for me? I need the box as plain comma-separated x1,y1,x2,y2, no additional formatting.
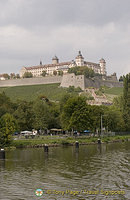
99,58,106,75
52,55,59,64
75,51,84,66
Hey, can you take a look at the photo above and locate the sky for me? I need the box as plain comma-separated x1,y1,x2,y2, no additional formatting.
0,0,130,78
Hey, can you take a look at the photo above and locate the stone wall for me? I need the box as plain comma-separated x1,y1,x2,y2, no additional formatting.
85,77,123,88
0,76,62,87
60,74,123,89
0,74,123,89
60,73,85,90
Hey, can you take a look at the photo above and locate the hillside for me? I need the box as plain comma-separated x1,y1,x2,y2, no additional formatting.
104,87,123,95
0,84,123,103
0,83,63,102
103,87,123,102
0,83,79,102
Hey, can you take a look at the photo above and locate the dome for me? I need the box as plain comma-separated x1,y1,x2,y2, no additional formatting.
100,58,105,62
76,51,84,59
52,55,59,64
52,55,59,60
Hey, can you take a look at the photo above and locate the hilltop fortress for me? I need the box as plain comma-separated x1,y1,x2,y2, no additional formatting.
0,51,122,89
20,51,106,77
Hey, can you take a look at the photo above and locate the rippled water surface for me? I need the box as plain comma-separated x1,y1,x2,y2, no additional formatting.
0,142,130,200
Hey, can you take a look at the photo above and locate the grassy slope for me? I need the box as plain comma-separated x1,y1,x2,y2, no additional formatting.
0,83,69,102
103,87,123,101
104,87,123,95
0,83,123,102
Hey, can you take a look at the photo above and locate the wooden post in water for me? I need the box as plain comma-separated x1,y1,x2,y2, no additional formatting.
44,144,49,152
98,138,101,144
0,149,5,159
75,141,79,148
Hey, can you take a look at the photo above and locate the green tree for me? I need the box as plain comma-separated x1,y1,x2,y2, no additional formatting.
58,70,63,76
2,73,10,79
0,113,17,147
68,66,95,78
15,74,20,79
10,73,16,79
68,66,80,75
41,71,47,77
0,92,16,118
23,72,33,78
32,99,50,131
47,103,61,129
60,96,87,130
53,70,57,76
113,95,124,112
103,106,125,132
119,76,123,82
90,105,105,133
122,73,130,130
13,101,34,131
69,105,92,131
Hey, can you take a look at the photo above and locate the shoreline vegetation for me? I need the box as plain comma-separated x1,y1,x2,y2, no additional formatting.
5,135,130,149
0,74,129,149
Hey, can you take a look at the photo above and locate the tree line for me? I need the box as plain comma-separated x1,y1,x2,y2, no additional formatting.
0,73,20,79
0,73,129,147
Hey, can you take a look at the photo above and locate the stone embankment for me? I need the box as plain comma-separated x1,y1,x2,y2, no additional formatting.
61,74,123,90
0,74,123,90
0,76,62,87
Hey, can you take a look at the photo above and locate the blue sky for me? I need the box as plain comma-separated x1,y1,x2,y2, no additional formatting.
0,0,130,77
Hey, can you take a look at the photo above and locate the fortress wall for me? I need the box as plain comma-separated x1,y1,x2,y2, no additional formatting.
0,76,62,87
61,74,123,90
60,73,85,90
85,77,123,88
85,78,101,88
102,80,123,87
0,74,123,89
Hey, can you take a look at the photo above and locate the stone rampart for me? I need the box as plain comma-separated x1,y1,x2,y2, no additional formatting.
0,76,62,87
60,74,123,89
60,73,85,90
0,74,123,89
85,77,123,88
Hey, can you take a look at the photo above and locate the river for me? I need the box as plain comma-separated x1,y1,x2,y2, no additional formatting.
0,142,130,200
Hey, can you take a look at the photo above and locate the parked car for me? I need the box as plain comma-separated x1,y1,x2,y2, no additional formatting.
20,131,33,135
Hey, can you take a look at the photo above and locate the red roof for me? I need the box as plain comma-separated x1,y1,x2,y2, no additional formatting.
84,61,100,67
25,62,71,70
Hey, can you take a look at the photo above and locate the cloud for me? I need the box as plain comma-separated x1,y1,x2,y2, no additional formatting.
0,0,130,76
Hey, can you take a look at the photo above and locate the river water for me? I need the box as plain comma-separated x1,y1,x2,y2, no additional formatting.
0,142,130,200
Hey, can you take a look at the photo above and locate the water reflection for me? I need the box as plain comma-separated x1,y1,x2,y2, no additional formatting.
0,142,129,200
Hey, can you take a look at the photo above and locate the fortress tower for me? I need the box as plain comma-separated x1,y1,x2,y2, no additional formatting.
52,55,59,64
75,51,84,66
99,58,106,75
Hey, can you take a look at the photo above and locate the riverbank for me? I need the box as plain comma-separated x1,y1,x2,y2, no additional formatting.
9,135,130,149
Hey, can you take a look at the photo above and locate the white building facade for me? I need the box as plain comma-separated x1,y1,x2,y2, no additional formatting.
20,51,106,77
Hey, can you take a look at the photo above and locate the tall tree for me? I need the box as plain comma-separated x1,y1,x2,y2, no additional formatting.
68,66,95,78
60,96,87,130
41,71,47,77
23,72,33,78
32,99,50,131
0,113,17,147
0,92,16,118
13,101,34,131
122,73,130,130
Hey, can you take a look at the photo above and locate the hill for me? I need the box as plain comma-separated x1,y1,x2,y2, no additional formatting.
104,87,123,95
0,84,123,103
0,83,78,102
